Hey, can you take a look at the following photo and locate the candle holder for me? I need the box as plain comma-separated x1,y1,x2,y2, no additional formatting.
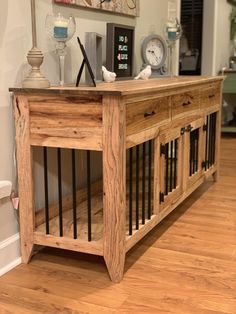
23,0,50,88
45,13,76,86
164,18,182,77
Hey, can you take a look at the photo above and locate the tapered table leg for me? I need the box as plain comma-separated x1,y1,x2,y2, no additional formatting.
14,95,34,263
102,95,126,283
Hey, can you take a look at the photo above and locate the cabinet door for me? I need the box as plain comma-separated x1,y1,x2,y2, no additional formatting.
202,111,218,173
159,127,183,213
184,118,204,190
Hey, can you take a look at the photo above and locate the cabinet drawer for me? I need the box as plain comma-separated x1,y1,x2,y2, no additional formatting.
28,95,103,150
200,83,221,109
126,97,170,135
171,90,199,118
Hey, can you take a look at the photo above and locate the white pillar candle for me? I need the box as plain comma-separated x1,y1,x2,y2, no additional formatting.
54,14,69,39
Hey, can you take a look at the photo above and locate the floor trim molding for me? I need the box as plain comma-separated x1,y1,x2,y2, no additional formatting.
0,233,21,277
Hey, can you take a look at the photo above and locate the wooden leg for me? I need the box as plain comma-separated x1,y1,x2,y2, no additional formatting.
102,96,126,283
213,170,219,182
14,96,35,263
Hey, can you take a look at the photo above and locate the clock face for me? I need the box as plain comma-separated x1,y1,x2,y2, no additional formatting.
145,38,164,67
141,35,167,70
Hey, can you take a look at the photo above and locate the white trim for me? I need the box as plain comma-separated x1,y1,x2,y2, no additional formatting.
0,233,21,277
0,257,21,277
0,233,20,250
0,180,12,199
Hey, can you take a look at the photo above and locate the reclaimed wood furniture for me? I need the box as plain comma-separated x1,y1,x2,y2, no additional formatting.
10,76,223,282
221,69,236,133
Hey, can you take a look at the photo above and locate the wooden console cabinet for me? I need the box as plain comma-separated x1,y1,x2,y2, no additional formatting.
10,76,223,282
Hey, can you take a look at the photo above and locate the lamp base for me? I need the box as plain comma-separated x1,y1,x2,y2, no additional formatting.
23,47,50,88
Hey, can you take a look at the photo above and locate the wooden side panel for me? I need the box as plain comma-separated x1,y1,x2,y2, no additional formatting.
126,96,170,136
103,95,126,283
29,95,102,150
13,95,34,263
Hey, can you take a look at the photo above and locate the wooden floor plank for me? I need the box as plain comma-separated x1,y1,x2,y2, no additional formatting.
0,136,236,313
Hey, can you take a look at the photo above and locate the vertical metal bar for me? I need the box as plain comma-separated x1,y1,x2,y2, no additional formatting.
195,130,199,173
212,113,216,164
136,145,140,230
192,131,196,175
142,142,146,224
57,148,63,237
212,113,216,165
189,133,192,176
174,139,177,189
170,140,173,192
72,149,77,239
205,115,209,170
129,148,133,235
209,114,213,167
148,140,152,219
165,143,169,195
43,147,49,234
87,150,92,241
192,132,195,175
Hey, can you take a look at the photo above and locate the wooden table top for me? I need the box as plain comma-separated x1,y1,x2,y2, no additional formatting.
10,76,224,97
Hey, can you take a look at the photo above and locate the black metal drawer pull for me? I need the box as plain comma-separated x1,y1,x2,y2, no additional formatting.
182,100,191,106
144,111,156,117
208,94,215,99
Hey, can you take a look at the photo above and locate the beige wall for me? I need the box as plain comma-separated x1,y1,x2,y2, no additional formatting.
0,0,31,241
202,0,232,75
214,0,232,74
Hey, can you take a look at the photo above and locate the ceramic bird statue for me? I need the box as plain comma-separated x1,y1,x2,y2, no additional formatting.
134,65,152,80
102,66,116,83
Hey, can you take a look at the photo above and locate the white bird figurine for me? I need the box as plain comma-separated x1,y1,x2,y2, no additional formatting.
102,66,116,83
134,65,152,80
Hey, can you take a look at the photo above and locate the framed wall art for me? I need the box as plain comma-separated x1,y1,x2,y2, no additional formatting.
106,23,134,78
54,0,139,17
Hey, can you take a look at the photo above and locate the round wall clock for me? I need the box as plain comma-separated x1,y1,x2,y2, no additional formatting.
141,34,168,74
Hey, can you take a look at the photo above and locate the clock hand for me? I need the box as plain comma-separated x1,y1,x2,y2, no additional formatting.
148,50,159,61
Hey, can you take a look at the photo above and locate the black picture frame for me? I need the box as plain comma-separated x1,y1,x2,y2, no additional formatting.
76,36,96,87
106,23,135,79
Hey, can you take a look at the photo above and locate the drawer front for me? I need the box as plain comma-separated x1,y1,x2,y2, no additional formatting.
171,90,199,118
200,83,221,109
28,95,103,150
126,97,170,135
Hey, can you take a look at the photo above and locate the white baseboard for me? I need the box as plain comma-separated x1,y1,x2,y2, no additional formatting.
0,233,21,277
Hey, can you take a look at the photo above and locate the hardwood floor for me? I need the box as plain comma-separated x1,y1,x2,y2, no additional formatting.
0,136,235,314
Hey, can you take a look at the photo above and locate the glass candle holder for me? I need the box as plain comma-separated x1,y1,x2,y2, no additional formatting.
164,18,182,76
45,13,76,86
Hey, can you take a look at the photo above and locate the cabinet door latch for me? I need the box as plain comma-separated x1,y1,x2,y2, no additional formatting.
186,124,193,132
160,192,165,203
160,144,166,156
180,127,186,135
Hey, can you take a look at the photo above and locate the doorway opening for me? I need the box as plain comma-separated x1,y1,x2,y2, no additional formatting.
179,0,204,75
